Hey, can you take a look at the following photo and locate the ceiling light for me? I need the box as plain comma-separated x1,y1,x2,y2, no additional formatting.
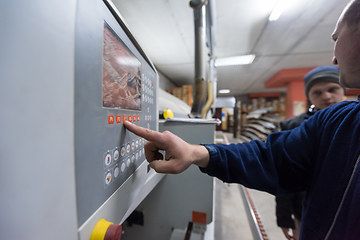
215,54,256,67
219,89,230,94
269,0,289,21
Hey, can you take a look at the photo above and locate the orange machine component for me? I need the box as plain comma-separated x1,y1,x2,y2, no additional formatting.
192,211,207,224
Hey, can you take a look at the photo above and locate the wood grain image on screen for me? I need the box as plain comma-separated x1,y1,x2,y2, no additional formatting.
102,21,141,110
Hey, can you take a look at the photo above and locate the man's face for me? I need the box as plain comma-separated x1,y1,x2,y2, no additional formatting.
308,82,345,110
332,4,360,88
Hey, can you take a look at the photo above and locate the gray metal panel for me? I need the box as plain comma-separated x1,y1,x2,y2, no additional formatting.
122,122,215,240
74,0,158,227
0,1,78,240
77,162,165,240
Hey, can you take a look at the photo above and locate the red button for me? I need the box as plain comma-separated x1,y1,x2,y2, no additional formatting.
133,115,136,122
104,224,122,240
116,115,121,123
108,115,114,124
123,115,127,123
137,115,140,122
128,115,132,122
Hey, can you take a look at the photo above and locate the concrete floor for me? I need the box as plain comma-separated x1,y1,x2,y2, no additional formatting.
213,132,286,240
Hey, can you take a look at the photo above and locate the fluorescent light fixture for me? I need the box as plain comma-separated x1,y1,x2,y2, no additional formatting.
219,89,230,94
215,54,256,67
269,0,289,21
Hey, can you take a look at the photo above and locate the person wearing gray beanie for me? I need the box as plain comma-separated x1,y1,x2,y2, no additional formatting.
303,66,346,111
304,66,346,99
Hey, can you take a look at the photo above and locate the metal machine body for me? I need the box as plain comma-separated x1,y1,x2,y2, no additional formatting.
2,0,162,239
1,1,215,240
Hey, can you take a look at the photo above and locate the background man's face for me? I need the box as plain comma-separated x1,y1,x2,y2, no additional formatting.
308,82,345,110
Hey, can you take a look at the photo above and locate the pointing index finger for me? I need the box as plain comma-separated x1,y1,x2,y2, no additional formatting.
124,121,161,143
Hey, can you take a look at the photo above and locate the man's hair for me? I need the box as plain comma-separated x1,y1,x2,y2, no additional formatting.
343,0,360,29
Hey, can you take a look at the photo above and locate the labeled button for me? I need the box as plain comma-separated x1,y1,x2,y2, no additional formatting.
113,149,119,161
105,172,112,185
135,140,139,148
126,158,131,167
131,155,135,163
126,144,130,153
120,146,125,157
104,153,112,166
131,141,135,150
116,115,121,123
123,115,127,123
128,115,132,122
108,115,114,124
137,115,140,122
133,115,136,122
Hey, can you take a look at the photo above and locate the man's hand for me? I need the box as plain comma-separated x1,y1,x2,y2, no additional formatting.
281,227,298,240
124,121,210,174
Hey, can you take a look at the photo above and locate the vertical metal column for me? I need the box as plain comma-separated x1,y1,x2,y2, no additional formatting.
190,0,208,117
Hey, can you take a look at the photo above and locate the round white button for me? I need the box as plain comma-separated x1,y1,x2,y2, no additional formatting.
114,167,120,178
136,152,139,160
121,162,126,172
126,158,131,167
126,144,130,153
131,155,135,163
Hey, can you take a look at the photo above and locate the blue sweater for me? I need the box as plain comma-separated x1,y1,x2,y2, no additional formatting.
200,99,360,239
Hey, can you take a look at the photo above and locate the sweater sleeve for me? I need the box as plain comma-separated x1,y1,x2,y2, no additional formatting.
199,116,318,195
276,195,296,229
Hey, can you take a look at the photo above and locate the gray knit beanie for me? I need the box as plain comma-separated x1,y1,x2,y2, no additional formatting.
304,66,344,98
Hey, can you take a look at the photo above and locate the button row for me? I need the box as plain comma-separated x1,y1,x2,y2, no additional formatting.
108,114,141,124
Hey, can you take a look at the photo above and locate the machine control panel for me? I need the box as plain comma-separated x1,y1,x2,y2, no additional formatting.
74,0,158,228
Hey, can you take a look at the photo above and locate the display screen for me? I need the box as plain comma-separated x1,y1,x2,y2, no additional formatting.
102,21,141,110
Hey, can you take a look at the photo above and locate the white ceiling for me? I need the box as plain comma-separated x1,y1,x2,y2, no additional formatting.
112,0,348,97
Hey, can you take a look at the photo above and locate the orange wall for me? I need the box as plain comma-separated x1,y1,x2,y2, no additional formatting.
286,81,307,118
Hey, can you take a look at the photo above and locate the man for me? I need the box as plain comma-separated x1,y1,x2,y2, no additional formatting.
124,1,360,239
276,66,345,240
